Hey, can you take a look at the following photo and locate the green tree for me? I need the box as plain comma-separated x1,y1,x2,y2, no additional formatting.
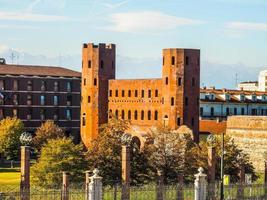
0,117,24,160
33,120,64,150
31,138,87,188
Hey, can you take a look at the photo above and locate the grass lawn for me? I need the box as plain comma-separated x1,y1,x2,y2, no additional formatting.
0,165,20,186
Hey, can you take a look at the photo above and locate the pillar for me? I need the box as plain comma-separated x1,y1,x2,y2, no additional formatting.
85,170,91,200
121,145,130,200
20,146,30,200
194,167,207,200
156,170,164,200
62,172,69,200
208,147,216,199
237,165,245,199
87,169,103,200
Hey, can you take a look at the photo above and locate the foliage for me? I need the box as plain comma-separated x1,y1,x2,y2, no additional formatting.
0,117,24,160
33,120,64,150
31,138,87,188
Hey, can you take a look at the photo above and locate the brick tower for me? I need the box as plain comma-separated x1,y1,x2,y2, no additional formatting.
161,49,200,142
81,43,116,147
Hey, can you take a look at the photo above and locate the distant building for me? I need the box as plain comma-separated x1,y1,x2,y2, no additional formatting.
237,81,258,91
0,62,81,142
81,43,200,147
258,70,267,92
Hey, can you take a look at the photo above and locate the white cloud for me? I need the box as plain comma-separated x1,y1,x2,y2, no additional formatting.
0,44,8,53
0,24,39,29
105,11,205,33
226,22,267,31
0,11,68,22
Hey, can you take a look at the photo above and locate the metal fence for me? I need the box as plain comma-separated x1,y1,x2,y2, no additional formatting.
1,183,267,200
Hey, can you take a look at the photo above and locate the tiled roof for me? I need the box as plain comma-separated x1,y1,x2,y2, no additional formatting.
199,119,227,135
0,64,81,78
200,88,267,95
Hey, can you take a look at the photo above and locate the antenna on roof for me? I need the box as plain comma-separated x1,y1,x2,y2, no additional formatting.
10,52,16,64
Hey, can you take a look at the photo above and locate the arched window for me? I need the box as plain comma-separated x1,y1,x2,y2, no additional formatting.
88,60,91,68
154,110,158,120
115,110,118,118
88,96,91,103
141,110,144,120
171,97,174,106
128,110,131,120
178,77,182,86
172,56,175,65
94,78,97,86
121,110,125,119
148,110,151,120
134,110,138,120
165,77,168,85
101,60,104,68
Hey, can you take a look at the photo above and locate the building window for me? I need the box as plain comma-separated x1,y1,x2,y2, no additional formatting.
121,110,125,119
155,90,158,97
234,108,237,115
226,107,230,116
191,118,194,126
241,108,245,115
115,110,119,118
165,77,168,85
211,107,214,117
40,109,45,120
171,97,174,106
88,96,91,103
40,95,45,105
192,77,195,86
0,80,4,90
13,109,18,118
13,94,18,105
54,109,59,121
109,109,112,118
185,56,189,65
178,77,182,86
27,109,32,120
54,96,59,106
101,60,104,69
13,80,18,91
177,117,181,126
128,110,131,120
185,97,188,106
27,95,32,106
141,90,145,98
67,95,72,106
41,80,46,91
148,90,151,98
82,116,86,126
200,107,203,116
163,56,164,65
252,109,257,115
128,90,131,97
154,110,158,120
109,90,112,97
67,82,72,92
27,80,32,91
172,56,175,65
115,90,118,97
88,60,91,68
134,110,138,120
83,79,86,86
148,110,151,120
54,81,59,92
122,90,125,97
141,110,144,120
0,108,3,120
66,109,72,120
94,78,97,86
135,90,138,97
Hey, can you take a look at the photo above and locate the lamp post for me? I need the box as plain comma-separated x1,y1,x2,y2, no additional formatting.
220,132,225,200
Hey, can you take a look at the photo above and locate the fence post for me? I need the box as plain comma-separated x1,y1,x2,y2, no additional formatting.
208,146,216,199
156,170,164,200
87,169,102,200
85,170,91,200
194,167,207,200
121,143,131,200
176,174,184,200
62,172,69,200
20,146,30,200
237,165,245,199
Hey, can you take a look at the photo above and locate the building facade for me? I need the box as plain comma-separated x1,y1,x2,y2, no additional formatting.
0,63,81,142
237,81,258,91
81,43,200,147
200,87,267,120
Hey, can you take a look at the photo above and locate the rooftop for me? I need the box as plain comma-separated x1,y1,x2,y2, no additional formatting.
0,64,81,78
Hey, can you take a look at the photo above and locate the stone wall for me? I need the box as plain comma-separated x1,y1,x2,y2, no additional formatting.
226,116,267,171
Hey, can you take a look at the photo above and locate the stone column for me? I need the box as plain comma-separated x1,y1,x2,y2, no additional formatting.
87,169,103,200
85,170,91,200
208,147,216,199
20,146,30,200
121,145,130,200
156,170,164,200
194,167,207,200
62,172,69,200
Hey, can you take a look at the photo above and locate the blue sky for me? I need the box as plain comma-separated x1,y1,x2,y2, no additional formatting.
0,0,267,88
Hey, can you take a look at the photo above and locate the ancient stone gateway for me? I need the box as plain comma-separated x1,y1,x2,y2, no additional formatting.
226,116,267,171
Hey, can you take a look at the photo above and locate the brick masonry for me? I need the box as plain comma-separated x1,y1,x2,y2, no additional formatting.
226,116,267,171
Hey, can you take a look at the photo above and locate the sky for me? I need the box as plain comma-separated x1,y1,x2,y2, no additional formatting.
0,0,267,88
